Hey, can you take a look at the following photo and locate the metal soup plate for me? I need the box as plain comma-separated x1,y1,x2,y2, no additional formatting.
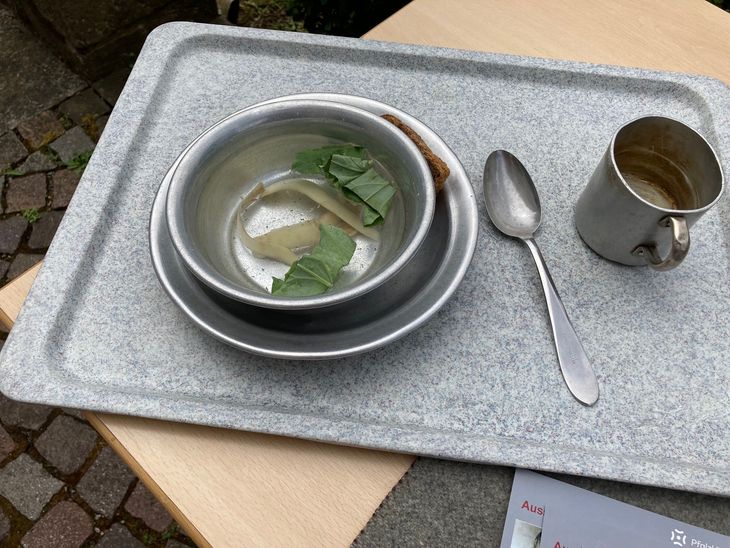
150,94,478,359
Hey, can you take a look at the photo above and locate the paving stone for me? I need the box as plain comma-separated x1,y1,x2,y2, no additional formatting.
0,132,27,168
93,69,130,105
82,117,101,142
0,454,63,519
52,169,81,209
0,6,85,132
7,254,44,280
20,501,92,548
77,446,135,517
28,210,64,250
16,150,58,175
0,393,52,429
28,3,158,50
16,111,65,150
0,507,9,542
96,114,110,140
0,423,15,461
5,173,46,212
0,215,29,254
14,1,216,79
96,523,144,547
354,459,512,548
49,126,95,164
62,408,86,420
0,260,10,280
59,89,110,125
124,482,173,532
35,415,97,475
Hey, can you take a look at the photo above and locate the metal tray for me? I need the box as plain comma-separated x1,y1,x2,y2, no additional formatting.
2,24,730,495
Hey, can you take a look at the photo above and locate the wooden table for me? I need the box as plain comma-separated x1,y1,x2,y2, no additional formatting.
2,1,729,546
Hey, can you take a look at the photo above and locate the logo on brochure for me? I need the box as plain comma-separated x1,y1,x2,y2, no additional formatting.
670,528,723,548
671,529,687,546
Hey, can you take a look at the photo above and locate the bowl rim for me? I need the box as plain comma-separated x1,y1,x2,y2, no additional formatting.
165,97,436,310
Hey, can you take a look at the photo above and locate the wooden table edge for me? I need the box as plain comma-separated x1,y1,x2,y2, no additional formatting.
86,412,213,547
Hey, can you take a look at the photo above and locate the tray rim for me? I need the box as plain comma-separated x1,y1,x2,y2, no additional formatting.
1,23,729,496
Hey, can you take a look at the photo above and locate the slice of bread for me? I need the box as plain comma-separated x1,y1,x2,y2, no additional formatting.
381,114,450,193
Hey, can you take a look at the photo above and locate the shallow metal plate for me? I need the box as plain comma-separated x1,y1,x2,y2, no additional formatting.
150,94,479,359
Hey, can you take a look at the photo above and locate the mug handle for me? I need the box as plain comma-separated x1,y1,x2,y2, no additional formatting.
632,216,690,271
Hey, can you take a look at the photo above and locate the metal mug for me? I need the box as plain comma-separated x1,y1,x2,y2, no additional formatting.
575,116,724,270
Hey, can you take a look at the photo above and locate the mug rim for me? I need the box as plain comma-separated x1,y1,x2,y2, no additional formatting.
609,115,725,215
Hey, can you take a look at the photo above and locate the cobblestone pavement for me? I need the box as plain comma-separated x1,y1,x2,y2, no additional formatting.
0,5,195,547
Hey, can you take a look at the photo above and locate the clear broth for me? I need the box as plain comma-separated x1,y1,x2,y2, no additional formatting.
229,173,405,293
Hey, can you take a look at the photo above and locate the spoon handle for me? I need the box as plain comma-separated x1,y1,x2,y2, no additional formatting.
524,238,599,406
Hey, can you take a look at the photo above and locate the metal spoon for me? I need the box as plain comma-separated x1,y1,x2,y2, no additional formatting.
483,150,599,406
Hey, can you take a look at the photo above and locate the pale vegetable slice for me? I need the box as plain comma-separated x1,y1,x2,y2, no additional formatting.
254,220,322,251
236,183,298,265
261,179,380,241
252,211,356,252
292,146,397,226
320,211,357,236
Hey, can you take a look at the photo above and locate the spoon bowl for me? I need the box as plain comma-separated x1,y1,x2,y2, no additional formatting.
484,150,542,239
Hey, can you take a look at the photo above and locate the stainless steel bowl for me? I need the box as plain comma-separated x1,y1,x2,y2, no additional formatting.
165,98,435,310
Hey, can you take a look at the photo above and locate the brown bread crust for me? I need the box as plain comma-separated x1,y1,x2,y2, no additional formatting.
381,114,450,193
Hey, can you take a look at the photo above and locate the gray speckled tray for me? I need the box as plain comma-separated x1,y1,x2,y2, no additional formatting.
2,24,730,495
